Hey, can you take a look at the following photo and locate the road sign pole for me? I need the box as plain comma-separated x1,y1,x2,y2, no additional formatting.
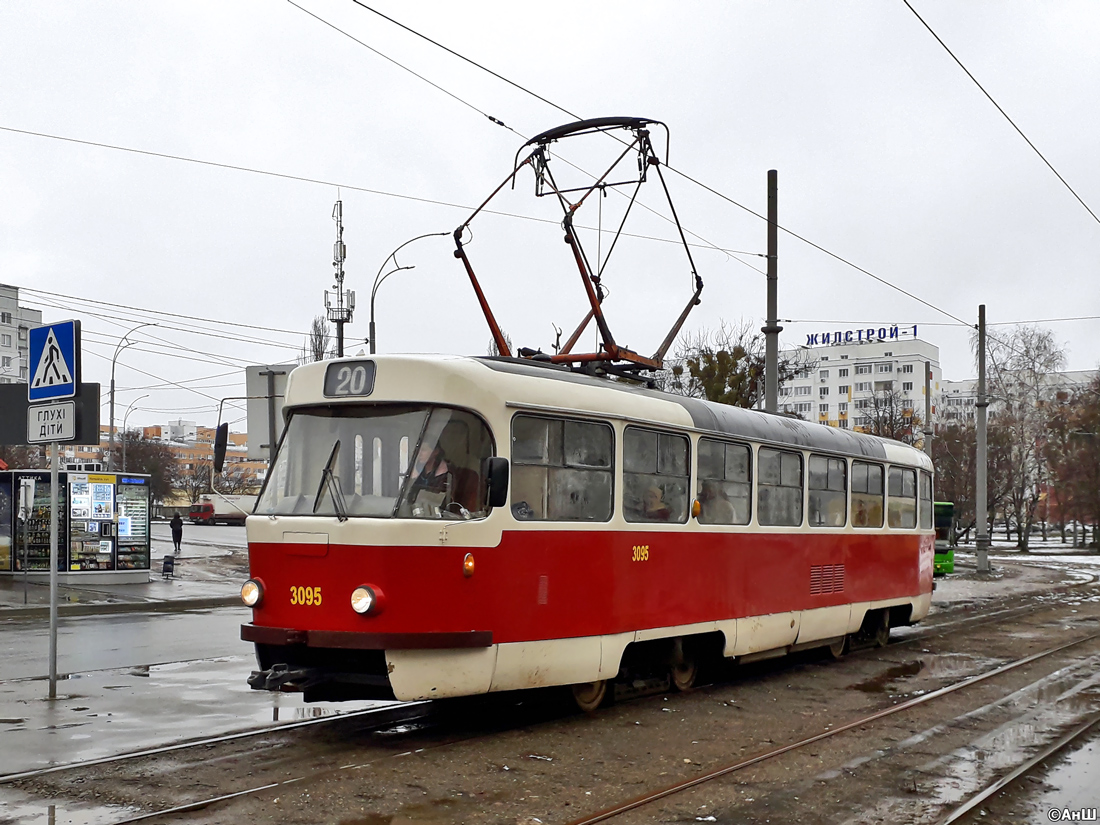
49,442,59,699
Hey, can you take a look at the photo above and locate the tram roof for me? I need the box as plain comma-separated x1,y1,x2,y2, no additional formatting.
284,355,931,468
477,357,913,463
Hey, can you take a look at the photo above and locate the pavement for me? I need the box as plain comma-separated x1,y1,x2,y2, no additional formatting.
0,521,244,620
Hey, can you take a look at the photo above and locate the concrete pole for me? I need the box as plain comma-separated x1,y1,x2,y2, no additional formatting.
975,305,991,573
924,360,932,456
762,170,783,412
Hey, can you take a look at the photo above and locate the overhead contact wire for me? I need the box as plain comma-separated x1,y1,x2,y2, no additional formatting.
902,0,1100,227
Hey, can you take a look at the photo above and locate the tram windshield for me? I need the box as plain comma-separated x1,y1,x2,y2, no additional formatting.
255,405,495,520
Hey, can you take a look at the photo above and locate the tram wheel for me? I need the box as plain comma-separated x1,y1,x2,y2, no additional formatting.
828,636,849,660
571,680,608,712
874,611,891,648
671,657,698,692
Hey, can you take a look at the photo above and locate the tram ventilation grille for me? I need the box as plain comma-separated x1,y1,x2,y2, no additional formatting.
810,564,846,595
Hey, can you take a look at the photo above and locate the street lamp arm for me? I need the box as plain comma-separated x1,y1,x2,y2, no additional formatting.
109,323,157,472
368,231,448,356
373,265,414,303
373,231,449,291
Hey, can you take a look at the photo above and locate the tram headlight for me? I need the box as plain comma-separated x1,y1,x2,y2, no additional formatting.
241,578,264,608
351,584,385,615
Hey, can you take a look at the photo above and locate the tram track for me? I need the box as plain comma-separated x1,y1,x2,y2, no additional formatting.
4,567,1097,824
0,567,1084,786
934,712,1100,825
562,631,1100,825
6,599,1095,825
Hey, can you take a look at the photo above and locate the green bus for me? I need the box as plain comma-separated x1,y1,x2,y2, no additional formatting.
934,501,956,574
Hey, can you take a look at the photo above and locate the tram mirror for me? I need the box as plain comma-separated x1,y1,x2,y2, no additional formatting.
213,423,230,474
485,457,509,508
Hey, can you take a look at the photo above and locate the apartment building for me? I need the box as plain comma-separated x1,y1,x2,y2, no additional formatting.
778,330,941,433
0,283,43,384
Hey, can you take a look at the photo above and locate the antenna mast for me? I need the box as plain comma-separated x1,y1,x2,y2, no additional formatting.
325,199,355,357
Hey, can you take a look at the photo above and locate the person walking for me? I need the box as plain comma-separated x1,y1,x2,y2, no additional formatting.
170,513,184,556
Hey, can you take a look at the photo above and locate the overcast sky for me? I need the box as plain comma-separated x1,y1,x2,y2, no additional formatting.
3,1,1098,431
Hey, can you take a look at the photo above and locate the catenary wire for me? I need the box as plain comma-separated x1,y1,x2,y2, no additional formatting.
902,0,1100,227
0,128,758,262
294,0,757,276
337,1,973,326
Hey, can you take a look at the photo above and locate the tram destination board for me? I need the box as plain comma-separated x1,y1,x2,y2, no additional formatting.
323,360,375,398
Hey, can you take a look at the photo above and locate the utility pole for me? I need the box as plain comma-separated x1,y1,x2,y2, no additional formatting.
975,304,991,573
762,170,782,413
325,200,355,358
923,360,932,456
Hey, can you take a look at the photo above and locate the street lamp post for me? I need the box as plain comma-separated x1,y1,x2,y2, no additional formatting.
370,232,448,354
108,323,155,471
121,395,149,473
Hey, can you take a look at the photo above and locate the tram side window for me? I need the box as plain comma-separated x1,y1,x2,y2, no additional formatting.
624,428,690,523
697,438,751,525
851,461,884,528
758,448,803,526
889,467,918,528
919,471,933,529
510,415,613,521
808,455,847,527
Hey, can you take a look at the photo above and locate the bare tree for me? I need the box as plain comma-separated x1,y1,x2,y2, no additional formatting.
300,315,333,364
854,388,923,445
175,462,212,505
109,432,180,503
219,461,260,495
0,445,47,470
982,325,1067,549
1046,376,1100,547
487,330,513,357
661,320,807,408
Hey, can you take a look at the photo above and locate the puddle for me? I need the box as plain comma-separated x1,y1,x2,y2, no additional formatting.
1022,725,1100,815
0,788,138,825
850,653,997,695
852,661,925,693
338,792,515,825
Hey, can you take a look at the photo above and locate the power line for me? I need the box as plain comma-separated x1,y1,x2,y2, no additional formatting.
291,1,755,273
0,127,756,266
789,315,1100,327
902,0,1100,227
337,2,972,326
21,287,306,338
347,1,580,122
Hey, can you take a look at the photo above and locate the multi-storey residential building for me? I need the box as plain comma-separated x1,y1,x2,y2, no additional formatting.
0,283,43,385
940,369,1098,424
777,333,942,434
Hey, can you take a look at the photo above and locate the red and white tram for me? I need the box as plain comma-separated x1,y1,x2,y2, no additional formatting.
240,354,935,709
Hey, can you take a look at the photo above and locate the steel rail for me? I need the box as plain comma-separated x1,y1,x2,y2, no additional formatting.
0,700,432,785
934,711,1100,825
564,631,1100,825
15,601,1096,823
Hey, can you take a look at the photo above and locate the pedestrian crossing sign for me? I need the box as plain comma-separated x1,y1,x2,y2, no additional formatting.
28,320,81,402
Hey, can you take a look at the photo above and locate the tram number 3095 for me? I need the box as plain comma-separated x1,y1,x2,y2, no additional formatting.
290,586,322,606
631,545,650,562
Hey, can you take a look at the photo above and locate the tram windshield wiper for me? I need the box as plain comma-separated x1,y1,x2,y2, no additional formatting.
313,440,348,521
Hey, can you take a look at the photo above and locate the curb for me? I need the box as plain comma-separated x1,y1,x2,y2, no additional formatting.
0,596,244,621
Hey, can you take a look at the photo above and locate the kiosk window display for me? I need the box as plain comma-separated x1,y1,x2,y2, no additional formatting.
0,471,151,575
13,472,67,572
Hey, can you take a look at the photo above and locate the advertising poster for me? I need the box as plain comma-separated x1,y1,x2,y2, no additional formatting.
91,483,114,521
70,480,91,520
